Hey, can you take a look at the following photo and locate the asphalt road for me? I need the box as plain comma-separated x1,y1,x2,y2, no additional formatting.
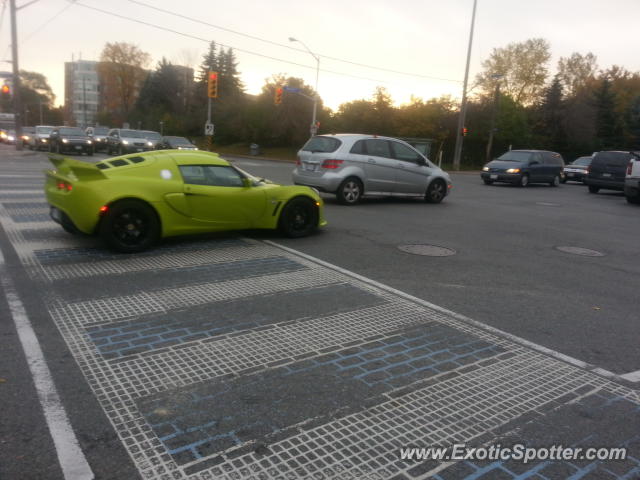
227,154,640,376
0,146,638,480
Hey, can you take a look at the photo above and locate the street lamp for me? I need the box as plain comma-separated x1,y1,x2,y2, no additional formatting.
289,36,320,137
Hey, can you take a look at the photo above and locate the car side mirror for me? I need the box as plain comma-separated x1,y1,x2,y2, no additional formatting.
242,178,252,188
417,157,427,166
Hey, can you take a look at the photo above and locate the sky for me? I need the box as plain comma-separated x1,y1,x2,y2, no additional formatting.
2,0,640,111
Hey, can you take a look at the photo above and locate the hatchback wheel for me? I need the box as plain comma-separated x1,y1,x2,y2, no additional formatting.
99,200,160,253
278,197,318,237
550,175,560,187
588,185,600,194
483,179,493,185
518,174,529,187
425,179,446,203
337,177,363,205
626,194,640,204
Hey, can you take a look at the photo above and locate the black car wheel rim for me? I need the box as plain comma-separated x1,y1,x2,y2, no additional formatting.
287,205,310,232
112,210,149,246
430,182,444,201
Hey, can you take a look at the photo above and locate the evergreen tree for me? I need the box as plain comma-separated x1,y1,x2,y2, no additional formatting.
537,75,567,152
197,41,218,82
594,77,624,148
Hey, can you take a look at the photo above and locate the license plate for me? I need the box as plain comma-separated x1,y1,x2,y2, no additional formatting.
137,148,143,152
602,173,611,177
50,207,61,222
490,174,498,180
75,145,82,150
304,164,317,172
568,173,575,177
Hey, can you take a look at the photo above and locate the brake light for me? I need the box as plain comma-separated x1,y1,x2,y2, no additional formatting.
321,159,344,169
57,181,73,191
99,205,109,215
627,160,633,176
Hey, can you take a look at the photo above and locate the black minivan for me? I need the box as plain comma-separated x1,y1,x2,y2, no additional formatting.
481,150,564,187
585,151,635,193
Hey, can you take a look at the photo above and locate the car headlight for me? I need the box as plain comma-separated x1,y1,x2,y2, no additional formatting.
23,135,30,141
122,140,129,145
87,140,92,144
62,138,68,143
506,168,520,173
482,166,489,172
7,135,14,141
147,141,153,147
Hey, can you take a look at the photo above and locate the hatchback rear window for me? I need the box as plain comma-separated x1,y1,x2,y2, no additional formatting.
593,152,631,167
301,136,341,153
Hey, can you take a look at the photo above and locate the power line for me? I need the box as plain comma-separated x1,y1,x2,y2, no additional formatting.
73,1,399,85
127,0,461,84
22,0,75,43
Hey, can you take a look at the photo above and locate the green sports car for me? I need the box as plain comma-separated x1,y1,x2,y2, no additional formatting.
45,150,327,252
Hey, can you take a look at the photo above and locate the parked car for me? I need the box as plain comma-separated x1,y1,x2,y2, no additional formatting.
585,151,635,194
29,125,55,151
106,129,154,155
45,150,326,252
3,129,16,144
623,151,640,204
142,130,162,149
292,134,452,205
85,126,110,152
20,126,35,147
158,136,198,150
49,126,93,155
481,150,564,187
562,155,592,183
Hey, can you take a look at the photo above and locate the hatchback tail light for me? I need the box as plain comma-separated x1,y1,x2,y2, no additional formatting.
321,159,344,169
627,160,633,176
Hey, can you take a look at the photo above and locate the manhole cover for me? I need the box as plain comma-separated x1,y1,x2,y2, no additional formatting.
398,244,456,257
536,202,561,207
555,246,605,257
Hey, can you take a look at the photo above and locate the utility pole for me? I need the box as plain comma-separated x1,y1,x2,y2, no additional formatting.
289,37,320,137
9,0,23,150
452,0,478,170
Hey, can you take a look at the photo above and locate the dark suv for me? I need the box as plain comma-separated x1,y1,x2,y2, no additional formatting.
481,150,564,187
48,127,93,155
585,151,635,194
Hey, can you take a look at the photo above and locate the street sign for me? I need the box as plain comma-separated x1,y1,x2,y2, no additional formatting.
283,86,301,93
205,123,214,136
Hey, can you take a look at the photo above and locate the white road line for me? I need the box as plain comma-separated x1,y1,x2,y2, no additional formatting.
0,249,94,480
265,240,635,384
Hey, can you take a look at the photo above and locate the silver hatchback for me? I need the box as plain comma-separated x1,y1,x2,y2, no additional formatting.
292,134,452,205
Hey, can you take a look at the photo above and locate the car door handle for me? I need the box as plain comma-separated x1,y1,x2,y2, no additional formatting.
367,158,376,164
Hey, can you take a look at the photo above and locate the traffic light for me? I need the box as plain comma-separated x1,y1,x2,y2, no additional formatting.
207,71,218,98
462,127,468,136
274,87,283,105
1,84,10,95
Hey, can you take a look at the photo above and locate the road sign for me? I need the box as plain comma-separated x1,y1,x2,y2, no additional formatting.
205,123,214,136
283,86,301,93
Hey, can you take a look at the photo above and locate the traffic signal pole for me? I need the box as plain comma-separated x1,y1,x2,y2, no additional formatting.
9,0,23,151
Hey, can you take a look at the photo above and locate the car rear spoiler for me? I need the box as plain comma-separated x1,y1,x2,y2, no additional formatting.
47,154,106,181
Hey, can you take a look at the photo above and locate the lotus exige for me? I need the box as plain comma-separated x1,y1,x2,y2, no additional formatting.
45,150,327,252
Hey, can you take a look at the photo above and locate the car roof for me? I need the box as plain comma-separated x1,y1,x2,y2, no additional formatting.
169,150,229,166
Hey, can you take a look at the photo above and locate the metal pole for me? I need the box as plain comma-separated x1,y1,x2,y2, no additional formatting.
206,96,212,151
39,99,42,124
452,0,478,170
82,74,87,128
9,0,23,150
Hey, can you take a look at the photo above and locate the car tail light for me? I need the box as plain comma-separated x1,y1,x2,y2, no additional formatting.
57,181,72,191
321,159,344,169
296,157,301,166
627,160,633,176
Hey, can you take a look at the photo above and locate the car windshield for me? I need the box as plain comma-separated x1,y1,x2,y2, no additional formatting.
166,136,191,145
36,126,53,134
143,131,161,140
572,157,592,166
23,127,35,133
301,136,341,153
59,127,85,135
120,130,147,138
496,151,532,162
93,127,109,135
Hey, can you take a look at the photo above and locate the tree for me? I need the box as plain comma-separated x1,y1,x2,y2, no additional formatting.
97,42,151,125
0,70,58,125
475,38,551,105
557,52,598,97
594,76,624,149
535,75,567,152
